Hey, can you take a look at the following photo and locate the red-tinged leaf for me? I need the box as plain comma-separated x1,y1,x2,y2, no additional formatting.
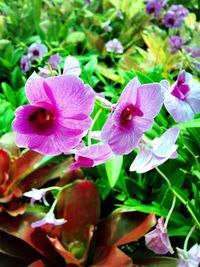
19,158,82,193
97,209,156,247
90,246,133,267
0,148,10,186
10,150,43,181
0,228,41,264
0,187,22,203
4,150,44,195
47,236,81,266
1,201,26,216
49,180,100,264
0,132,20,157
56,180,100,241
115,214,156,247
0,212,57,263
134,257,179,266
28,259,58,267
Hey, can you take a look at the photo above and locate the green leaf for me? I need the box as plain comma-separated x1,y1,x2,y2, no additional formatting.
133,70,154,84
1,82,16,107
105,156,123,188
66,32,85,44
177,118,200,129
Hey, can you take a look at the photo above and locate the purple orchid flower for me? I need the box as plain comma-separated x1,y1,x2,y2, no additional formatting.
169,36,184,54
48,53,62,70
28,42,48,60
69,143,113,170
177,244,200,267
163,12,183,28
169,5,189,18
146,0,163,17
162,71,200,122
12,73,95,155
101,77,164,155
130,127,179,173
145,217,174,255
31,212,67,228
105,38,124,54
20,55,31,73
63,56,81,76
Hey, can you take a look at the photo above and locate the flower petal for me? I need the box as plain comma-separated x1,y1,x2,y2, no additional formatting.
102,117,142,155
14,125,83,155
118,77,140,104
129,149,152,172
44,75,95,117
63,56,81,76
159,127,180,145
164,92,194,122
153,144,178,158
136,83,164,119
25,73,51,105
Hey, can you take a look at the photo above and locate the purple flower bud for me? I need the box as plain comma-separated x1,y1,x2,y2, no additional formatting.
48,53,62,70
145,217,174,255
105,38,124,54
20,55,31,73
177,244,200,267
169,36,184,54
163,12,184,28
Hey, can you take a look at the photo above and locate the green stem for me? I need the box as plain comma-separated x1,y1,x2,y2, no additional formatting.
48,182,74,214
165,195,176,228
156,168,200,228
183,225,196,252
88,109,102,146
156,167,171,187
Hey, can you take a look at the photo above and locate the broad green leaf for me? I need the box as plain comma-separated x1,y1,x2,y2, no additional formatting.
105,155,123,188
1,82,16,107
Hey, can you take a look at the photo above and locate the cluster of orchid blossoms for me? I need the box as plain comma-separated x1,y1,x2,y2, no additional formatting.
145,0,189,28
13,55,200,264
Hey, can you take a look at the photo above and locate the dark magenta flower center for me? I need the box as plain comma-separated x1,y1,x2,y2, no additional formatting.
29,108,55,131
121,104,143,127
171,84,190,100
32,49,39,56
168,18,175,25
171,72,190,100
